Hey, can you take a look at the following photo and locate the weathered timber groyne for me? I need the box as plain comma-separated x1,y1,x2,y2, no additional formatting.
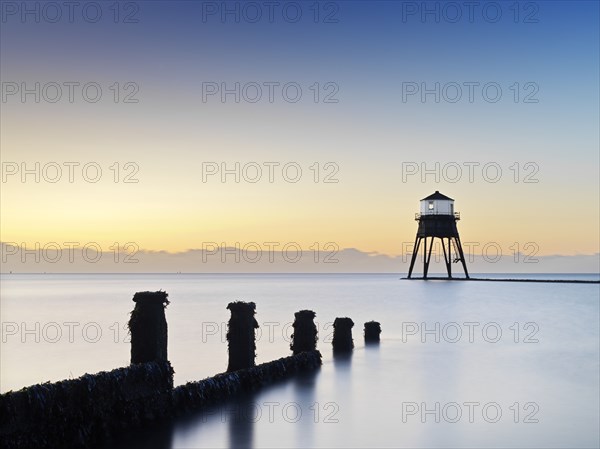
0,291,329,449
0,351,322,449
173,350,322,414
0,361,174,449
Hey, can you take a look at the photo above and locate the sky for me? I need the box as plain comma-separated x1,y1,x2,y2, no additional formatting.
0,1,599,272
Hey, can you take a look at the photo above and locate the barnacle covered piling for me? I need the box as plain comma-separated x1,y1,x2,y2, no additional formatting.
332,317,354,352
290,309,318,354
129,291,170,364
226,301,259,372
364,321,381,343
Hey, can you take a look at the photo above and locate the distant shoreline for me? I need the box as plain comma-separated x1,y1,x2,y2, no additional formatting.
403,277,600,284
1,272,599,284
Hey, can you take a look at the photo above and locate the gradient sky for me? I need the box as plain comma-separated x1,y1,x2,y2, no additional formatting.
1,1,599,259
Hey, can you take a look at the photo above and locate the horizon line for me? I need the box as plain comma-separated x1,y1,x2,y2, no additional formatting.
1,272,599,276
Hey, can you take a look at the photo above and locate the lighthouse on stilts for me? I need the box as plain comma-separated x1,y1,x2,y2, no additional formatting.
407,191,469,279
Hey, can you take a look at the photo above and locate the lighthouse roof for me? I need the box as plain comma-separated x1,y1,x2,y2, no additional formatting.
421,191,454,201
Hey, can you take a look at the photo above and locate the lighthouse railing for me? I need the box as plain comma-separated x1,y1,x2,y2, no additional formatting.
414,212,461,220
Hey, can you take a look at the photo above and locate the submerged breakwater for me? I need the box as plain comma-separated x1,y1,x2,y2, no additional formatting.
0,292,330,449
0,361,174,449
0,353,323,449
173,350,322,414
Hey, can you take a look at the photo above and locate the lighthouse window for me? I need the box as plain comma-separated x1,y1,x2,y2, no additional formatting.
428,201,434,210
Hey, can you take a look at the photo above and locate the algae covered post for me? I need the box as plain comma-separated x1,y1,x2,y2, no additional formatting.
291,309,318,354
364,321,381,343
128,290,170,364
332,317,354,352
226,301,259,372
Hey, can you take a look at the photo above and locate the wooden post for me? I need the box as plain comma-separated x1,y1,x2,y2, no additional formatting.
332,317,354,352
364,321,381,343
291,310,318,354
226,301,259,372
128,291,169,364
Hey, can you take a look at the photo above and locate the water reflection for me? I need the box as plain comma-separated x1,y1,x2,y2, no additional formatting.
170,390,261,449
149,369,322,449
332,349,353,408
292,368,320,448
332,350,353,368
364,340,381,370
227,393,256,449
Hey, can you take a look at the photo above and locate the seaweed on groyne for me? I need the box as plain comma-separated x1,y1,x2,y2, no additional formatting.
0,352,322,448
0,361,174,449
173,350,322,413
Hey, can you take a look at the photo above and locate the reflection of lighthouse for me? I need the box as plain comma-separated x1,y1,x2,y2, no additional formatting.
407,191,469,279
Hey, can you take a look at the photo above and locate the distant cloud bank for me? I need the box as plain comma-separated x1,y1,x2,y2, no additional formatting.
1,243,598,274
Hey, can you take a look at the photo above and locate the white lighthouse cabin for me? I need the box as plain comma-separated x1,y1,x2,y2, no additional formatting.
419,190,456,216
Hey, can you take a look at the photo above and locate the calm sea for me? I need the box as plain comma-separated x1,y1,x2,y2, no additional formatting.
1,273,599,448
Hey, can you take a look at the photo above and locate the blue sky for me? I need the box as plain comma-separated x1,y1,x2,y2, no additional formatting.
1,1,599,270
